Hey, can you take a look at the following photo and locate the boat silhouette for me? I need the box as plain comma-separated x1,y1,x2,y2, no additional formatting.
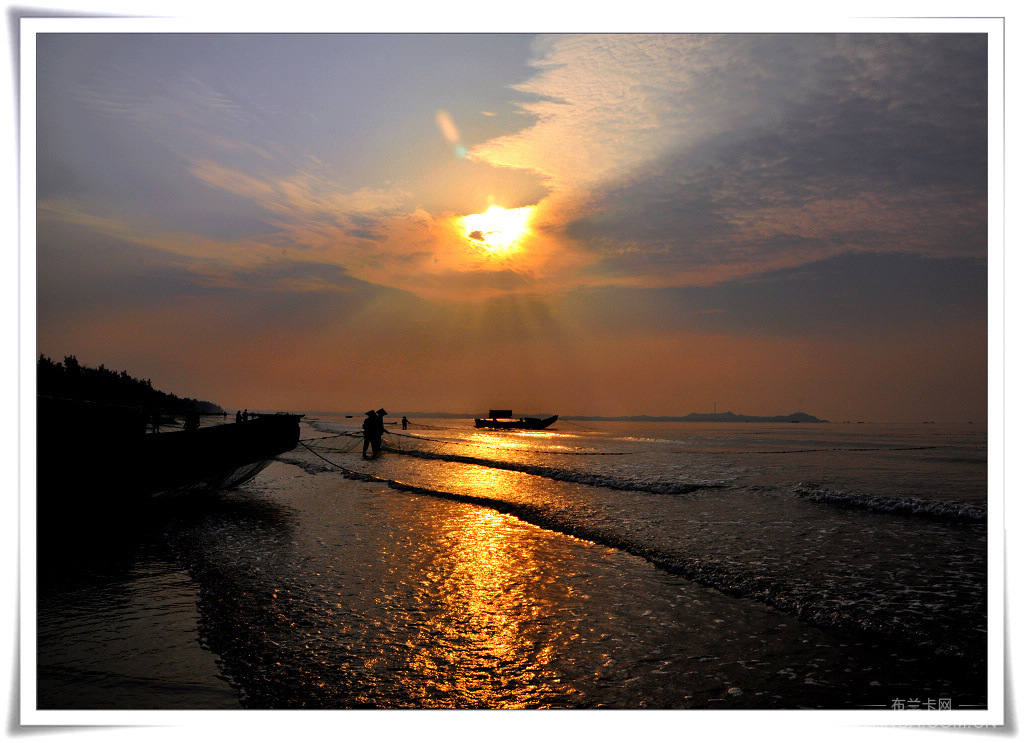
474,409,558,430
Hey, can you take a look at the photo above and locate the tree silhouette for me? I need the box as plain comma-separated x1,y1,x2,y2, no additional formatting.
37,355,224,415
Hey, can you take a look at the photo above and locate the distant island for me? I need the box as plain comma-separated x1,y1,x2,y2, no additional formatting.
563,411,830,423
357,410,829,424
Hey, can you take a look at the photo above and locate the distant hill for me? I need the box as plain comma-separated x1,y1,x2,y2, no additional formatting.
676,411,827,423
564,411,829,423
377,410,829,423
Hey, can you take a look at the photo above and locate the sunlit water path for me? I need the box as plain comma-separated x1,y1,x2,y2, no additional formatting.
36,418,988,710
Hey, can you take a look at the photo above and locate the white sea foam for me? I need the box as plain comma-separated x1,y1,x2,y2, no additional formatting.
793,484,986,523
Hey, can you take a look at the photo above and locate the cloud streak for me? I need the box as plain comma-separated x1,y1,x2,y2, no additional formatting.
33,29,992,421
471,34,988,287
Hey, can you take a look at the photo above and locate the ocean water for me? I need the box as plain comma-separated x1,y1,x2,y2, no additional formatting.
34,417,989,712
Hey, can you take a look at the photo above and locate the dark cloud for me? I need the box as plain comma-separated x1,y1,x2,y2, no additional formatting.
36,215,385,332
563,34,988,279
32,30,993,422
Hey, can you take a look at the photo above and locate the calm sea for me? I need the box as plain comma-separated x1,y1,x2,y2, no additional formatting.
34,418,990,713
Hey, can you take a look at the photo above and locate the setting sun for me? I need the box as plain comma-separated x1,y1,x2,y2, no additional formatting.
460,205,533,254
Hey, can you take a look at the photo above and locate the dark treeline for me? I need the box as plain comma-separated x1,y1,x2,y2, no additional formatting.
37,354,225,415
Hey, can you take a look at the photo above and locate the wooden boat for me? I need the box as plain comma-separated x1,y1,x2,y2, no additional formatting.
474,409,558,430
37,396,302,502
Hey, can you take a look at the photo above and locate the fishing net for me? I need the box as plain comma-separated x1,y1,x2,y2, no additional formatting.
302,431,366,455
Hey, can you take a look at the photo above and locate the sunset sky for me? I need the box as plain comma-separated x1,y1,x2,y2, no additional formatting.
31,20,995,422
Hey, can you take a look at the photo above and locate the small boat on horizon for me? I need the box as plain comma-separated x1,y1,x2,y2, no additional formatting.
474,409,558,430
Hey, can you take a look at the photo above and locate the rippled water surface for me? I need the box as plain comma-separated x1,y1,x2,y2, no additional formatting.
35,418,989,711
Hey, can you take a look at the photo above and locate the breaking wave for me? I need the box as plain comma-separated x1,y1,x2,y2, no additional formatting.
386,445,723,494
794,484,986,523
287,419,987,661
284,461,985,660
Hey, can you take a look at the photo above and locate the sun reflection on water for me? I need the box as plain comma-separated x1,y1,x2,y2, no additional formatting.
398,467,564,707
468,429,560,456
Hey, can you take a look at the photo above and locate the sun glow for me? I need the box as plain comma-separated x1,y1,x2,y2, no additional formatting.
460,205,533,254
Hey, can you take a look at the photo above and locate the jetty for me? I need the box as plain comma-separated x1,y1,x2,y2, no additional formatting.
37,395,301,502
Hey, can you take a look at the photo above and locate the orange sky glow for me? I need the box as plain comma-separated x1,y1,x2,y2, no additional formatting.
32,25,994,423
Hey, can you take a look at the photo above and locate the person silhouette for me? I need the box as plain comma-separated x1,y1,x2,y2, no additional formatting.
362,410,376,458
371,408,387,458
